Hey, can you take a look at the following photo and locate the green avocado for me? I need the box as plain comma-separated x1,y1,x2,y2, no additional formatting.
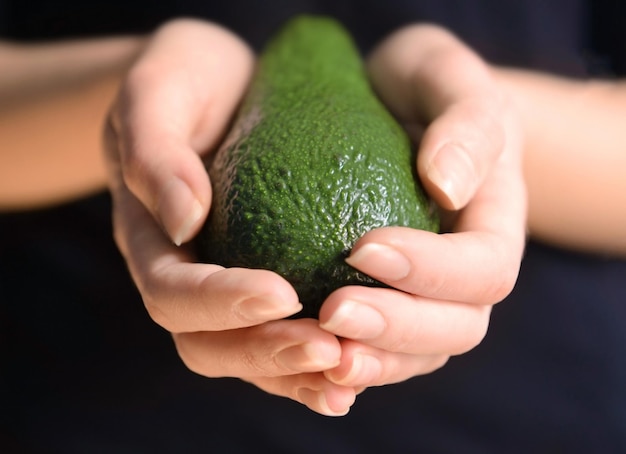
195,15,439,319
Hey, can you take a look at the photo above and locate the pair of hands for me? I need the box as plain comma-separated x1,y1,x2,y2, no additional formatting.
104,19,526,416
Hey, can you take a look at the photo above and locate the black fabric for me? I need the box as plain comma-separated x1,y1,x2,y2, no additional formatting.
2,201,625,452
0,0,599,73
589,0,626,75
1,1,626,452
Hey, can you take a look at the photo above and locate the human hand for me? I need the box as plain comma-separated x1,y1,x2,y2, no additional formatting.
103,19,356,416
319,25,527,388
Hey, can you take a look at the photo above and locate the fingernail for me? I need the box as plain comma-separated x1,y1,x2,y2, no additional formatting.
275,342,339,372
297,388,350,417
342,353,382,385
320,299,386,339
345,243,411,282
426,143,475,210
158,177,203,246
237,297,303,322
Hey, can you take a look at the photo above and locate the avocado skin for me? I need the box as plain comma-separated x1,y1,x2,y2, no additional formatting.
195,16,439,319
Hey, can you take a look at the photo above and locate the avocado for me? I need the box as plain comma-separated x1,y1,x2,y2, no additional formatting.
195,15,439,319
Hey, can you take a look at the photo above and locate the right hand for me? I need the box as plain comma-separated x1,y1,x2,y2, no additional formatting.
103,19,356,416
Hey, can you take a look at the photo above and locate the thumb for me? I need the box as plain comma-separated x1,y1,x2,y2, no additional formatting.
106,19,254,245
367,24,507,211
417,99,506,211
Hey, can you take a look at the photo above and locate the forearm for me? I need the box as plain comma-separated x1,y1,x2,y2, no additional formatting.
495,68,626,256
0,37,145,211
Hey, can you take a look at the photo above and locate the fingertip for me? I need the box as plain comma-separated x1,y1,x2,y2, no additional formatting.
325,352,383,387
297,387,355,417
158,176,207,245
423,143,475,210
345,242,411,282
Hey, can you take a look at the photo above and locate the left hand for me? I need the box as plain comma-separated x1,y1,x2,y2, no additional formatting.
103,19,357,417
319,24,527,388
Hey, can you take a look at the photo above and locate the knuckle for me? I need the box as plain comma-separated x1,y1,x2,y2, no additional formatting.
113,73,155,186
123,59,156,96
454,306,491,355
140,284,176,332
491,265,519,302
240,348,274,377
118,143,146,192
173,333,263,379
475,233,522,304
425,355,450,374
379,353,450,385
142,296,169,329
229,326,282,377
387,317,424,354
171,334,205,376
102,116,121,164
111,216,129,259
486,246,521,303
407,257,449,299
461,327,487,354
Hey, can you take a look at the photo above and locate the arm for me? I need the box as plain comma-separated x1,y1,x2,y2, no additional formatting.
496,69,626,256
0,37,144,210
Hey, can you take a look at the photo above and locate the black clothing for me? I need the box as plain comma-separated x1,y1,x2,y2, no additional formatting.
1,1,625,452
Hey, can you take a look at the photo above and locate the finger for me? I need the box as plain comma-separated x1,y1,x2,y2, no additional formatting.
345,224,523,305
367,23,511,210
325,339,449,387
246,373,357,417
110,181,302,332
417,99,506,211
345,138,526,304
172,319,341,378
109,19,254,245
320,286,492,356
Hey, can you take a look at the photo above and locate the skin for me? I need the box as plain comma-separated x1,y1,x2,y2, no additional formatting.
2,18,626,416
105,21,525,416
497,69,626,255
0,37,144,209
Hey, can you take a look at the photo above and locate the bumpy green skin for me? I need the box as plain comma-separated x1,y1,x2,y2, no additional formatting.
196,16,439,319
